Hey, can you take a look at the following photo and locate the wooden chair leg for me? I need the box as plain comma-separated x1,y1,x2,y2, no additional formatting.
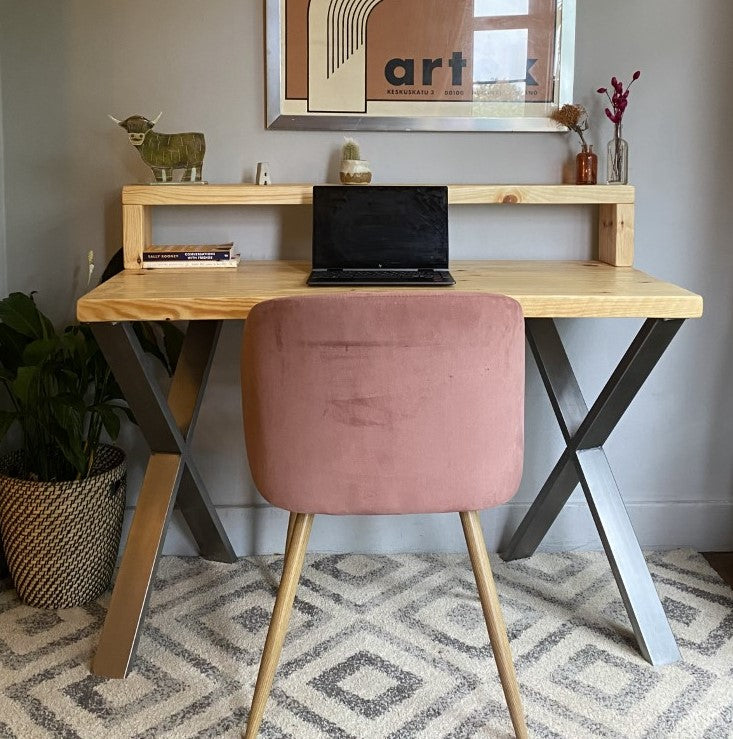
243,512,314,739
460,511,529,739
284,511,296,555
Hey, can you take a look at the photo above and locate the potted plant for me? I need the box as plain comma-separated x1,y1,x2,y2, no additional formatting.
0,291,134,608
339,137,372,184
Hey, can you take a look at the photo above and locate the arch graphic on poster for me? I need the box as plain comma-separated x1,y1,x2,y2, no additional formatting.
308,0,385,112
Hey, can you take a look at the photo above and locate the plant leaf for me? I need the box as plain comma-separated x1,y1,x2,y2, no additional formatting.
11,365,40,405
111,404,136,425
50,395,85,438
133,322,169,372
58,436,88,478
0,409,17,441
0,322,31,372
47,396,87,477
22,337,61,366
0,292,54,339
158,321,185,375
91,404,121,441
59,328,86,357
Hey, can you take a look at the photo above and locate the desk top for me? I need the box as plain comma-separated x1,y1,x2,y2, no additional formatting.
76,260,703,322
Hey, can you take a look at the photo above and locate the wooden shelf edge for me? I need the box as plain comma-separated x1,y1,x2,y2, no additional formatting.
447,184,635,205
121,183,635,206
122,184,313,206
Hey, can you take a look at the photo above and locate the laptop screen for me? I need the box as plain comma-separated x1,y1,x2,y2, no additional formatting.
312,186,449,269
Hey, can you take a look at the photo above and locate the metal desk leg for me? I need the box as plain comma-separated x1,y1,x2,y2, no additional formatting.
90,320,237,678
503,318,684,665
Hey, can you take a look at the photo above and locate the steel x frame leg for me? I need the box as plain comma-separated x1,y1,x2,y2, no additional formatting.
90,320,237,678
503,318,685,665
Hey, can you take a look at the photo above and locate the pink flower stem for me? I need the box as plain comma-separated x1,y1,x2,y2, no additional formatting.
611,124,622,181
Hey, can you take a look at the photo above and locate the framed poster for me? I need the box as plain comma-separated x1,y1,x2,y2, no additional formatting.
265,0,575,131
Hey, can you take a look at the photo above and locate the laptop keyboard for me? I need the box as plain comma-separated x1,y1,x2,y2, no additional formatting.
313,270,451,283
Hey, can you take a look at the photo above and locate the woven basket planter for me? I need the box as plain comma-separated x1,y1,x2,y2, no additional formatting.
0,445,126,609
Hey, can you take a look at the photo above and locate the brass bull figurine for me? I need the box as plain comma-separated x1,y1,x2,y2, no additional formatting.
109,112,205,183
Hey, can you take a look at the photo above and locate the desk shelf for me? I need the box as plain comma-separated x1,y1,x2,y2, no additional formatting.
120,184,635,269
122,183,634,206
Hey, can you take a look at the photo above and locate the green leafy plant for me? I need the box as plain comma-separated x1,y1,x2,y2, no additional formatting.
0,292,165,482
342,138,361,161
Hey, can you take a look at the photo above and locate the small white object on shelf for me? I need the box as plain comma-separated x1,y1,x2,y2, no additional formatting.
256,162,271,185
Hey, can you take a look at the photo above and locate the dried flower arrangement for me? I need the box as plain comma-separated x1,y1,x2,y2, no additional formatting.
597,70,641,127
598,71,641,183
550,104,590,148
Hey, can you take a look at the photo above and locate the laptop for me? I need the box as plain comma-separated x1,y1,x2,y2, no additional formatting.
308,185,455,286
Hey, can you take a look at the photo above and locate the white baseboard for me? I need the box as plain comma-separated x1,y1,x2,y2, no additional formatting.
121,500,733,557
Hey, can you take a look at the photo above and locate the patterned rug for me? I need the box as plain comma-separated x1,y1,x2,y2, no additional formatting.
0,550,731,738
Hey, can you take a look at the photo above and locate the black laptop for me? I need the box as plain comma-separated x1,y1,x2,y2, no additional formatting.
308,185,455,286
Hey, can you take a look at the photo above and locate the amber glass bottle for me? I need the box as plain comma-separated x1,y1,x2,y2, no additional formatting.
576,144,598,185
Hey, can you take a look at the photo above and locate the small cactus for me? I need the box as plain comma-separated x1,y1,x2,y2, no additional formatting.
342,137,361,161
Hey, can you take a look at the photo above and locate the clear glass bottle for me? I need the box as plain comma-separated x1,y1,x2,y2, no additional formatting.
576,144,598,185
607,125,628,184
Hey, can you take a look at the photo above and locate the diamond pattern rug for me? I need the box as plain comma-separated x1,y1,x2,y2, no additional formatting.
0,550,732,738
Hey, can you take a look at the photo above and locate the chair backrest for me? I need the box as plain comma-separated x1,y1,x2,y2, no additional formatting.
242,293,524,515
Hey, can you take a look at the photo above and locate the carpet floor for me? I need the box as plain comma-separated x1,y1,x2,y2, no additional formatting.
0,549,732,738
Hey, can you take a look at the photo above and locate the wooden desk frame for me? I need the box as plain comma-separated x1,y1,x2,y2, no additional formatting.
80,185,701,677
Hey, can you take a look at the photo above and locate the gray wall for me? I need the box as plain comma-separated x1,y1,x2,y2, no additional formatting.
1,1,732,554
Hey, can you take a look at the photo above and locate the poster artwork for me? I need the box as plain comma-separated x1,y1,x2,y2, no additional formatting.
282,0,559,120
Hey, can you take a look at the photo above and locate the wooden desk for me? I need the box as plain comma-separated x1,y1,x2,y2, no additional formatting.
77,183,702,678
78,259,702,678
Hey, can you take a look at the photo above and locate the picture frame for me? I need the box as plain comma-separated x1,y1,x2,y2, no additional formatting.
265,0,576,132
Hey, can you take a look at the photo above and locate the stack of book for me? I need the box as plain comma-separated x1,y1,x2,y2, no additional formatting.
141,243,240,269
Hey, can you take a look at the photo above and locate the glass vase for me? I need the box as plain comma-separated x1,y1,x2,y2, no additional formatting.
575,144,597,185
606,126,628,185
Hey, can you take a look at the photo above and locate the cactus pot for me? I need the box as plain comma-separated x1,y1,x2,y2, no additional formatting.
339,159,372,184
0,445,126,609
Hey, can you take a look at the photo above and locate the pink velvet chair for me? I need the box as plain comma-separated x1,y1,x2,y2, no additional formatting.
241,293,527,738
